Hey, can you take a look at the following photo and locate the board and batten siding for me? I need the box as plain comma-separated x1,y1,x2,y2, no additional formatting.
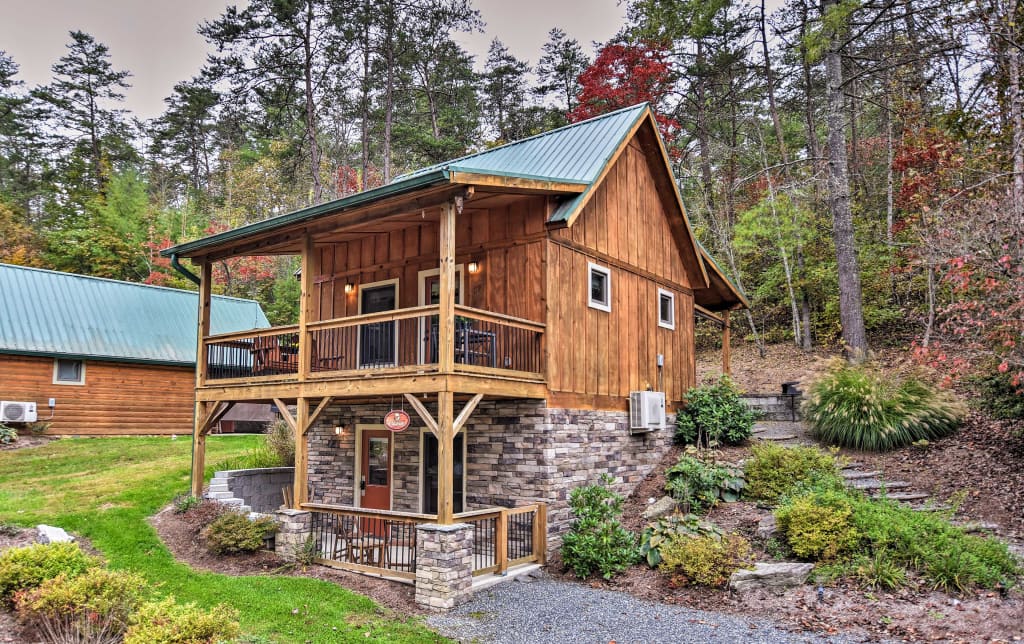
547,139,697,410
0,354,195,435
311,196,547,324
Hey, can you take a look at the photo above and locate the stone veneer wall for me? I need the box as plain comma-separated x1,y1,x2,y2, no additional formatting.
306,399,675,549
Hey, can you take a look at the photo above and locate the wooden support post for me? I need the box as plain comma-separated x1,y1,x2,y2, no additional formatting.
436,391,455,524
496,508,509,573
298,234,315,380
722,312,732,376
293,397,310,508
438,202,456,373
534,503,548,565
190,261,213,498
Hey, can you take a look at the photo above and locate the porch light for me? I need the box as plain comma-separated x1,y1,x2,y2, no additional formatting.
344,283,355,294
467,261,480,274
334,424,348,437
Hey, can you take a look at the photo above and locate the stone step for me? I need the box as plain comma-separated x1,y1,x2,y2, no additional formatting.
841,462,864,470
850,480,911,491
207,491,237,501
217,498,245,507
207,484,231,493
841,470,881,480
872,491,930,502
765,434,798,441
908,503,952,512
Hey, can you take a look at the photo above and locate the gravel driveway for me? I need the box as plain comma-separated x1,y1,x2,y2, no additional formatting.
427,576,858,644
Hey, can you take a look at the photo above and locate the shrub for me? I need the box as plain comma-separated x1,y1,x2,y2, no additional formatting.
172,493,202,514
639,514,722,568
212,442,283,471
674,376,757,447
775,491,861,561
803,361,966,451
664,456,745,514
561,475,638,580
973,371,1024,420
14,568,148,641
203,512,277,555
124,597,240,644
264,419,295,465
744,443,839,503
658,534,753,586
0,542,100,601
0,423,16,444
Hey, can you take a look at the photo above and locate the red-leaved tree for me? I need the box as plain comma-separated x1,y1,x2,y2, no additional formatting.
569,41,679,146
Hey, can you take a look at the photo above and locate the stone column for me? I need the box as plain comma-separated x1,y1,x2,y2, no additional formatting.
414,523,474,611
274,508,311,560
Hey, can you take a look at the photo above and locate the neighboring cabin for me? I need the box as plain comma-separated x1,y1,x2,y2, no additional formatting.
0,264,269,435
163,103,746,605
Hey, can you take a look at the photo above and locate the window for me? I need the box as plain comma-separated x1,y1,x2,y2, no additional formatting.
658,288,675,329
588,262,611,312
53,359,85,385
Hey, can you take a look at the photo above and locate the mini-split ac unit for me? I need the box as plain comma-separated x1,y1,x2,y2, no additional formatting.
629,391,665,433
1,401,37,424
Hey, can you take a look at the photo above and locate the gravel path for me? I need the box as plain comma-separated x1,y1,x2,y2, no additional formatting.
427,576,858,644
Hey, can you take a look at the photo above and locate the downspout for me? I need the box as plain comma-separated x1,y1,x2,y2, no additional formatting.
170,253,202,496
170,254,201,285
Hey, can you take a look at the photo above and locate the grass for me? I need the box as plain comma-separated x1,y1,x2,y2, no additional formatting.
0,435,445,643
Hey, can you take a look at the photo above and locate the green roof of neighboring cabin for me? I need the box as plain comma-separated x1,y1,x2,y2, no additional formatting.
0,264,269,366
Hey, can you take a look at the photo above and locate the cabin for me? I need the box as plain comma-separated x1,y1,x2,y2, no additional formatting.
162,103,746,609
0,263,270,435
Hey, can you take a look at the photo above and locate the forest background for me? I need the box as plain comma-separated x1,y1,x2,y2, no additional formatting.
0,0,1021,392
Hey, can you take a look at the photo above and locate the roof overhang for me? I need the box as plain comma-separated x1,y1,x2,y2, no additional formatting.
693,243,750,311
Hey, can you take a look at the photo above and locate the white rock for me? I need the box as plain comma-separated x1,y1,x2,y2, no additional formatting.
36,525,75,544
729,562,813,593
641,496,678,520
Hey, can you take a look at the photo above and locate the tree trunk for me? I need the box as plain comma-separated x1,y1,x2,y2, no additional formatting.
761,0,789,170
1010,46,1024,222
382,2,395,184
695,40,715,212
302,0,323,204
359,0,370,191
823,0,869,358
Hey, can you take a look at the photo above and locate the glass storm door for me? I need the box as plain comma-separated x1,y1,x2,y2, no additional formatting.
360,430,392,511
422,432,464,514
359,284,396,367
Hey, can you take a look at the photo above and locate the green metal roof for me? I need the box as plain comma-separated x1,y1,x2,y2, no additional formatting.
0,264,269,366
162,104,652,259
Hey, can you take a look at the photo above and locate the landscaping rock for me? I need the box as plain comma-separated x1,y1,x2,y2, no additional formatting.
642,496,677,520
728,562,813,593
36,525,74,544
755,514,778,541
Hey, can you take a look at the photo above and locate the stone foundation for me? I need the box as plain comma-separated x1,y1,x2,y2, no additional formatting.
414,523,474,610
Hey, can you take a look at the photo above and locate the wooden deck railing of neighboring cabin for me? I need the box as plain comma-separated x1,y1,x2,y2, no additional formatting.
202,305,545,384
302,502,547,579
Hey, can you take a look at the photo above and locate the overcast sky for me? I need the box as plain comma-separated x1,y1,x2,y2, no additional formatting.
0,0,777,122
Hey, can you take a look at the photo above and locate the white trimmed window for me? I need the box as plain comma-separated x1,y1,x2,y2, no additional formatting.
587,262,611,312
53,358,85,385
658,288,675,329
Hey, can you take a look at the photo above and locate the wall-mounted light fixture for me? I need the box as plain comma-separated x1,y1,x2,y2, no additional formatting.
334,424,348,437
344,283,355,294
467,261,481,274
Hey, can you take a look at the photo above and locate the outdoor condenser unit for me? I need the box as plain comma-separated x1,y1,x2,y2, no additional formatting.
628,391,665,433
1,401,37,424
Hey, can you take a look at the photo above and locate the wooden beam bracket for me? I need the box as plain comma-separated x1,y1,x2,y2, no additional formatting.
274,398,297,433
404,393,439,437
453,393,483,435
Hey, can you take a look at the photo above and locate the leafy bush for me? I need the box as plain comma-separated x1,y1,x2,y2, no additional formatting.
658,534,753,586
775,491,862,561
0,423,16,444
664,456,745,514
744,442,839,503
0,542,100,601
973,371,1024,420
14,568,148,641
561,475,638,580
172,493,202,514
202,511,277,555
639,514,722,568
124,597,240,644
264,419,295,466
675,377,757,447
803,361,966,450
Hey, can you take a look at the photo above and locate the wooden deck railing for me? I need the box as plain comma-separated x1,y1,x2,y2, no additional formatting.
202,305,545,384
302,502,547,579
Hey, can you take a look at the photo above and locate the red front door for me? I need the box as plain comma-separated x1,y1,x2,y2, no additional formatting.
360,430,392,511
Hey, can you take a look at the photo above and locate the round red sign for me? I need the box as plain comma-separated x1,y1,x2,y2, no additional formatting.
383,410,411,432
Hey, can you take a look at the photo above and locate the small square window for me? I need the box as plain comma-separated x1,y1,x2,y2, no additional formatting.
587,262,611,312
54,359,85,385
658,288,675,329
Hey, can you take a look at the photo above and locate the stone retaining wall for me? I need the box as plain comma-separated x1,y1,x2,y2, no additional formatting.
209,467,295,513
740,394,802,421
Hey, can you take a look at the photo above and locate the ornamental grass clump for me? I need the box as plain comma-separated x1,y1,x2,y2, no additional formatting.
803,361,966,451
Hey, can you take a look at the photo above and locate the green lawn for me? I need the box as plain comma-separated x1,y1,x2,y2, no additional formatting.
0,435,445,643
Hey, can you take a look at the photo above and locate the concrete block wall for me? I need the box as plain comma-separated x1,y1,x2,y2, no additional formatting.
207,467,295,513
